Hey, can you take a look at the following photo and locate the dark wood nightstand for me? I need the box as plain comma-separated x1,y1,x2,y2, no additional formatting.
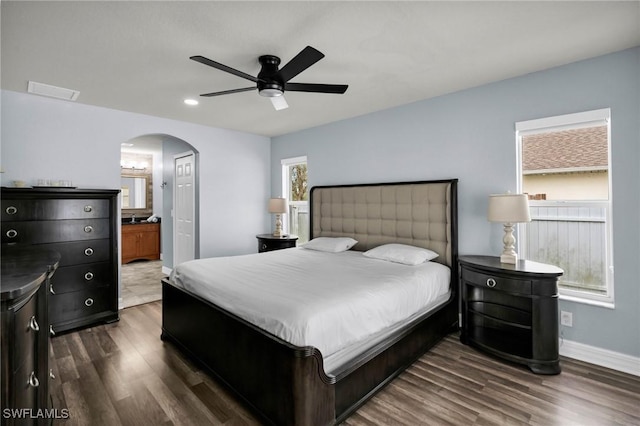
256,234,298,253
459,255,563,374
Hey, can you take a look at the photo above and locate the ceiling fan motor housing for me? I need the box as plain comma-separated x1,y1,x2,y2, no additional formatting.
257,55,284,97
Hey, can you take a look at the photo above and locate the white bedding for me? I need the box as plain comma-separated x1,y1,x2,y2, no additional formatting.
169,247,450,366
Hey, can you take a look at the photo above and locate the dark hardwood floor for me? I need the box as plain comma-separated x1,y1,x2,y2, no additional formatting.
50,301,640,425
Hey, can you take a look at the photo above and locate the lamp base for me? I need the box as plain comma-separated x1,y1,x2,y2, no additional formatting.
500,252,518,264
500,222,519,264
273,214,283,237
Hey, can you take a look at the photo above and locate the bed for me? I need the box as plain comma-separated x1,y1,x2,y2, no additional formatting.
161,179,459,425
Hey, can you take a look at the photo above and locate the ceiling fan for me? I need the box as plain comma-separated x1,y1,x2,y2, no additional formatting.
190,46,348,111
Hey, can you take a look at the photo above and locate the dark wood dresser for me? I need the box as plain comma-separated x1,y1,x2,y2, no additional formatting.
1,188,120,334
459,255,563,374
1,247,60,425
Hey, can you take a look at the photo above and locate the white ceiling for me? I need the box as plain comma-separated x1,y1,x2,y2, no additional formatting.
2,1,639,137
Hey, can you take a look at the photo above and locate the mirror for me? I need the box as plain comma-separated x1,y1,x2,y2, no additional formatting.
120,152,153,218
121,176,147,209
121,173,153,217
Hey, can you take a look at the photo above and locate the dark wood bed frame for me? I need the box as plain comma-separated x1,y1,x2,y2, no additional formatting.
161,179,459,425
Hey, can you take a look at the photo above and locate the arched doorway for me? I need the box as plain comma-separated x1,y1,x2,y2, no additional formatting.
120,134,199,308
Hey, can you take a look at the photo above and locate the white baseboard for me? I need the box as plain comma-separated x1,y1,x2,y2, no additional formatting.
162,266,172,276
560,338,640,376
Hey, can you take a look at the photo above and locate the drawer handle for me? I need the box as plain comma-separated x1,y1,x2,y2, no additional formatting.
6,229,17,238
50,325,56,336
50,369,56,380
84,247,94,256
84,272,94,281
84,225,93,233
85,298,94,307
28,371,39,388
486,278,497,288
84,205,93,213
28,316,40,332
6,206,17,215
262,243,268,250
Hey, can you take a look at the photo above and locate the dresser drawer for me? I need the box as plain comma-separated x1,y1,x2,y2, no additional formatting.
13,293,39,372
13,356,38,413
259,239,296,252
50,262,113,294
256,234,298,253
468,301,532,327
2,218,110,244
2,198,110,221
465,285,532,312
49,287,114,324
462,268,531,295
39,239,111,267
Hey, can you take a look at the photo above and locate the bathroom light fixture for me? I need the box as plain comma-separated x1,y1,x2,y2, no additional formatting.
120,160,147,171
184,98,199,106
487,193,531,264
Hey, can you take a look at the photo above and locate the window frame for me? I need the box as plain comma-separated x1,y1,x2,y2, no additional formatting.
281,156,308,240
516,108,614,307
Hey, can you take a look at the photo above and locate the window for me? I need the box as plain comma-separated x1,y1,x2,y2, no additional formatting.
516,109,613,306
281,156,309,243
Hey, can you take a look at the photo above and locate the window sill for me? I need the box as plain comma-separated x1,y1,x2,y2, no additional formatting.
559,294,615,309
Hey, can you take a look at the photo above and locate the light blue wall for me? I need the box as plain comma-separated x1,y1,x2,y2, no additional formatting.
1,90,272,260
272,48,640,357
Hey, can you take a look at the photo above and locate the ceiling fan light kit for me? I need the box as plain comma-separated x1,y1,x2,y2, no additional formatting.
190,46,347,110
259,89,283,98
270,96,289,111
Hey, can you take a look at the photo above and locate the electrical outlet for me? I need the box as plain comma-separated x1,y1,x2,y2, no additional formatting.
561,311,573,327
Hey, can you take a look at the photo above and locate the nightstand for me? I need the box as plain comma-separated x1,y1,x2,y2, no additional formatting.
256,234,298,253
459,255,563,374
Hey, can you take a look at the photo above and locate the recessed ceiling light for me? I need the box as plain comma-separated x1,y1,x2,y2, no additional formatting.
184,98,199,106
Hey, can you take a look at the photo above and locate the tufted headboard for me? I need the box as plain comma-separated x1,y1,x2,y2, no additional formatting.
309,179,458,268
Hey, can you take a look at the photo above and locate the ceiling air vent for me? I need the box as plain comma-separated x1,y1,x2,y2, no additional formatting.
27,81,80,101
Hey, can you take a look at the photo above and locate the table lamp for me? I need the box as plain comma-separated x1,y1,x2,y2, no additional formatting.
488,193,531,264
268,198,288,237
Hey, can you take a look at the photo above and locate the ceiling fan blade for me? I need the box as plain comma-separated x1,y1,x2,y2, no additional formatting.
270,96,289,111
276,46,325,82
200,87,256,97
190,55,259,83
285,82,348,94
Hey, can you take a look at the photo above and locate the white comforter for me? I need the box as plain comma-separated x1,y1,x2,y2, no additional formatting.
170,247,450,359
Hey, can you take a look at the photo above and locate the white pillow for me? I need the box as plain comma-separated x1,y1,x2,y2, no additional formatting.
363,243,438,265
300,237,358,253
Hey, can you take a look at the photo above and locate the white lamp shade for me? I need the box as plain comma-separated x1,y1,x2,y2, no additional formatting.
487,193,531,223
268,198,288,214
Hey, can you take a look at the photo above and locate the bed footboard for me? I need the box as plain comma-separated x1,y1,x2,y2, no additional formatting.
161,279,336,426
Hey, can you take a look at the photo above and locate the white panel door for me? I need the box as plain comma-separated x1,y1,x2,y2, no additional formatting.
174,153,195,266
